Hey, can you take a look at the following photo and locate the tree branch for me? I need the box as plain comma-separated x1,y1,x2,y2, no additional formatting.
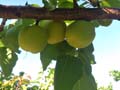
0,5,120,20
73,0,79,8
0,18,7,31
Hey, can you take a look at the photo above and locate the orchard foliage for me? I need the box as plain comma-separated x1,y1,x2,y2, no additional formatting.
98,83,113,90
0,68,54,90
0,0,120,90
109,70,120,81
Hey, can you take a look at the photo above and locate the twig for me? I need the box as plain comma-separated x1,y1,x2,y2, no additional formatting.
73,0,79,8
0,18,7,32
88,0,100,7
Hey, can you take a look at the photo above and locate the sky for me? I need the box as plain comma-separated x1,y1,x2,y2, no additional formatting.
92,20,120,89
0,0,120,90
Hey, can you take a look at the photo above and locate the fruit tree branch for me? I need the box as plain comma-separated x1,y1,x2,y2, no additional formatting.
0,5,120,20
0,18,7,31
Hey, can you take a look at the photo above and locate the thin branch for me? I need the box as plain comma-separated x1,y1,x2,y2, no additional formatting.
88,0,100,7
73,0,79,8
0,5,120,20
0,18,7,32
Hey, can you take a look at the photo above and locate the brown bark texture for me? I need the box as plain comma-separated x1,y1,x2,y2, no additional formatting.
0,5,120,20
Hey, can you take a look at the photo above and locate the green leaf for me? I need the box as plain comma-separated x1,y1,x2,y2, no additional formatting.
14,19,22,26
40,44,59,70
54,55,83,90
73,68,97,90
54,40,76,56
0,47,18,77
42,0,57,10
100,0,111,7
101,0,120,7
0,40,4,47
1,21,24,53
78,43,95,64
42,0,49,7
78,44,95,74
58,0,73,3
50,0,57,6
40,41,76,70
109,70,120,81
30,4,40,7
58,1,73,8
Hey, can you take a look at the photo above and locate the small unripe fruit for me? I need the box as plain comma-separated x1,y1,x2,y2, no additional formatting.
66,21,95,48
18,25,48,53
47,21,66,44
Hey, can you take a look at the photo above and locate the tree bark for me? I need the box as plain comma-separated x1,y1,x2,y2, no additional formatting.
0,5,120,20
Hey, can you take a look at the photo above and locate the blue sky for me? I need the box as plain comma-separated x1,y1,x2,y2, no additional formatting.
0,0,120,89
93,20,120,89
0,0,42,5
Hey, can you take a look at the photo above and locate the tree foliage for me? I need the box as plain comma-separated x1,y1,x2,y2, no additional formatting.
97,83,113,90
0,68,114,90
109,70,120,81
0,0,120,90
0,68,54,90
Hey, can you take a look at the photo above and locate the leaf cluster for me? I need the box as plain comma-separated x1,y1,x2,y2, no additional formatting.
109,70,120,81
